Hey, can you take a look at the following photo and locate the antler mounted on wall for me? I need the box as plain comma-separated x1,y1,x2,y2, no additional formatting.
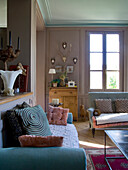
57,42,72,63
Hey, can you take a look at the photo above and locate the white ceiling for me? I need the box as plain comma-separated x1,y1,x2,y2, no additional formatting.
38,0,128,27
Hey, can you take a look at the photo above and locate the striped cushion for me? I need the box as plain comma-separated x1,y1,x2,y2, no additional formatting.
15,105,52,136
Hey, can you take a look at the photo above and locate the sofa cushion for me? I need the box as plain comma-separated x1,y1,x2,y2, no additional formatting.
4,102,31,147
14,102,31,109
50,124,79,148
94,113,128,125
19,135,63,147
6,110,23,141
95,99,113,113
15,105,52,136
93,109,101,116
47,106,69,126
115,99,128,113
92,115,128,128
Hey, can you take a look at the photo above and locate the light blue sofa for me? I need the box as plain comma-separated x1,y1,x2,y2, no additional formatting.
0,112,87,170
88,92,128,137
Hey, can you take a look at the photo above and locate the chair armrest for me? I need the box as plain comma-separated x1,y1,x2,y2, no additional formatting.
67,112,73,124
87,108,95,128
87,108,95,121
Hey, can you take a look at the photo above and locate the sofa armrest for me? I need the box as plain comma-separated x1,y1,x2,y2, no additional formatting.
67,112,73,124
87,108,95,126
88,108,95,118
0,147,87,170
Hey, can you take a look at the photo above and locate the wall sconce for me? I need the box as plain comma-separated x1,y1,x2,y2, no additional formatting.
51,58,55,65
57,42,72,63
62,42,67,49
73,58,78,64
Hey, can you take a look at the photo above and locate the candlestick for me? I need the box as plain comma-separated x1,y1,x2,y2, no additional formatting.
0,30,20,70
1,37,3,49
9,31,12,46
17,37,20,50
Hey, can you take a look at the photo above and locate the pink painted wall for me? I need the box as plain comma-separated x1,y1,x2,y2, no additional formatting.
46,29,79,86
45,28,84,114
7,0,31,66
0,28,7,70
36,30,46,110
7,0,36,104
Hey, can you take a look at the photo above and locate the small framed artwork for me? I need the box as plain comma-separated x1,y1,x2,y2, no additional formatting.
55,66,62,73
67,66,73,73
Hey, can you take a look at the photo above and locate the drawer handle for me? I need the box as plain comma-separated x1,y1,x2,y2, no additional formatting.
54,92,57,94
70,92,73,94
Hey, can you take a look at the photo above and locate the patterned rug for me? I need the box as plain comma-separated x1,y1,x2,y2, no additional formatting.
85,148,128,170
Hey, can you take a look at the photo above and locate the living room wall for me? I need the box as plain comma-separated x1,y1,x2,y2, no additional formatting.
45,27,128,115
7,0,36,105
45,28,88,113
36,30,46,110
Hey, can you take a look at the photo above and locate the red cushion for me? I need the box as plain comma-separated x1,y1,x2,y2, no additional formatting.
47,106,69,126
18,135,63,147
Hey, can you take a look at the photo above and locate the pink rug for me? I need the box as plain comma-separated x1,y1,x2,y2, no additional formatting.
85,148,128,170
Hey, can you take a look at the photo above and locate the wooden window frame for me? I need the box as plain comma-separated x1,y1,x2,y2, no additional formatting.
88,31,124,92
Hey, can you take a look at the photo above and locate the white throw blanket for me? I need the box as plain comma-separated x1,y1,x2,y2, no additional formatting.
50,124,79,148
95,113,128,125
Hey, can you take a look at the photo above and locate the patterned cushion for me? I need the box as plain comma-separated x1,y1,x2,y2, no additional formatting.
5,102,30,147
6,110,23,146
18,135,63,147
95,99,113,113
47,106,69,126
14,102,31,109
115,99,128,113
15,105,52,136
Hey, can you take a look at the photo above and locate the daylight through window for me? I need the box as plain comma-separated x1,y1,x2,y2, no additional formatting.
89,32,120,90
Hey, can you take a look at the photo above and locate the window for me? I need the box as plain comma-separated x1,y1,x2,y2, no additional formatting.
89,32,122,91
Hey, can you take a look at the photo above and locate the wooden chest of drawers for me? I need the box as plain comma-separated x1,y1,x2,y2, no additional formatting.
49,87,78,120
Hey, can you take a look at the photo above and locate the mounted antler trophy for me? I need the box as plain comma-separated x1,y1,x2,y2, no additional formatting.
57,42,72,63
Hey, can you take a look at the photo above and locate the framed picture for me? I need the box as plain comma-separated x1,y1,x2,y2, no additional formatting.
67,66,73,73
55,66,62,73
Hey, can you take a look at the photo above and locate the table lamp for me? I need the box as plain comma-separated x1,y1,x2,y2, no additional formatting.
49,68,56,81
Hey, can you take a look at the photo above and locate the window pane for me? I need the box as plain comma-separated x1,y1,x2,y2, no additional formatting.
106,71,119,89
90,53,103,70
106,53,119,70
90,34,103,52
90,71,102,89
106,34,119,52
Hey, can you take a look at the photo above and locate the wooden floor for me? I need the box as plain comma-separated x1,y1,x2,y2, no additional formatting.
74,120,115,149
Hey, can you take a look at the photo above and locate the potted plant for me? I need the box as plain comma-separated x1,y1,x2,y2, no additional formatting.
59,71,67,87
52,79,60,87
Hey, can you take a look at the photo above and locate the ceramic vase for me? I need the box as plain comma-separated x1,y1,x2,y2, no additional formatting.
0,70,22,96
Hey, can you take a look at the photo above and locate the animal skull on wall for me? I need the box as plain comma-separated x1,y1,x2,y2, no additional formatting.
62,56,67,63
